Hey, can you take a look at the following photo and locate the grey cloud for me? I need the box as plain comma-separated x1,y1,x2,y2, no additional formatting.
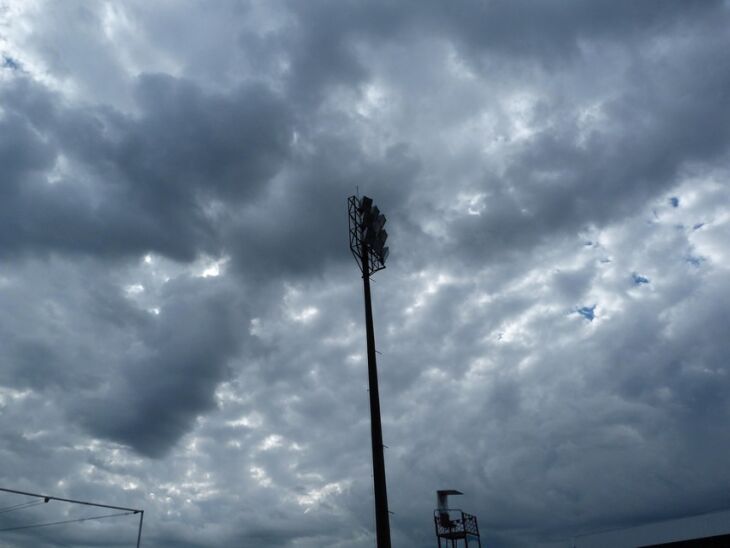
444,27,730,267
1,2,730,547
121,73,293,202
0,258,243,459
0,73,293,262
429,0,722,65
285,0,722,89
77,275,244,458
226,139,418,281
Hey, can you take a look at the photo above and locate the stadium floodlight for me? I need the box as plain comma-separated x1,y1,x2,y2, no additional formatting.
350,196,389,271
347,195,392,548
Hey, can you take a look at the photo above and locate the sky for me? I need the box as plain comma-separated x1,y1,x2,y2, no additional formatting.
1,1,729,547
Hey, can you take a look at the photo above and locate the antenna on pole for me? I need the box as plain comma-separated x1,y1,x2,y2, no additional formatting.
348,195,392,548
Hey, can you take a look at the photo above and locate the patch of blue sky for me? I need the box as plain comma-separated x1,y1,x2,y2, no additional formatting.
632,273,650,285
669,196,679,208
693,223,704,230
2,56,19,70
577,305,596,321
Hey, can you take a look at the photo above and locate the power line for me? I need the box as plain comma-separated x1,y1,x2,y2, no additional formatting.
0,487,140,513
0,486,144,547
0,501,46,515
0,510,135,533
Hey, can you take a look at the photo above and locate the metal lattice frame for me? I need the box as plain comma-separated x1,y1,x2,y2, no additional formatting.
434,510,482,548
348,195,386,275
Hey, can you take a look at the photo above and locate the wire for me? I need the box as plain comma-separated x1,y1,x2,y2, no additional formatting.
0,501,46,515
0,510,135,533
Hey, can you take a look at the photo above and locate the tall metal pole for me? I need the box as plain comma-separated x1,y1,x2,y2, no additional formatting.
360,242,392,548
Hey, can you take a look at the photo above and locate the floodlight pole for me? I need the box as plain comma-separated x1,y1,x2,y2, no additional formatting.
360,242,392,548
348,195,392,548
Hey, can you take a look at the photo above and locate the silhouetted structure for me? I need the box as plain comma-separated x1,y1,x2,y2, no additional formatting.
0,486,144,547
573,507,730,547
434,490,482,548
642,535,730,547
348,195,391,548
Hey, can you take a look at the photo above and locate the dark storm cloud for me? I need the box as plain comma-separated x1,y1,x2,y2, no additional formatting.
76,275,243,457
284,0,720,87
0,258,147,392
0,108,56,184
120,74,293,202
0,257,245,457
0,73,293,261
424,0,720,64
1,1,730,547
226,139,418,280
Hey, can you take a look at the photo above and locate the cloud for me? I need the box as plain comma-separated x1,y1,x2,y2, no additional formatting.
0,72,293,262
0,1,729,547
75,275,244,458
